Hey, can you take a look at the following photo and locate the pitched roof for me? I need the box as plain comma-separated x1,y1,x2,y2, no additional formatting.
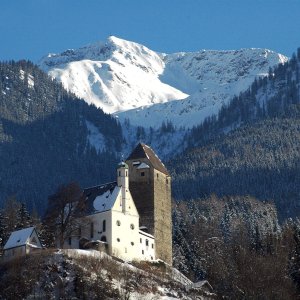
4,227,36,250
127,143,169,175
84,181,118,214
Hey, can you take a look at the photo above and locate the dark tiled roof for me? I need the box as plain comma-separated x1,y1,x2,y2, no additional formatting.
83,181,117,214
127,143,169,175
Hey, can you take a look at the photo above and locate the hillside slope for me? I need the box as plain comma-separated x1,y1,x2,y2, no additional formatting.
0,61,122,213
0,249,215,299
170,50,300,219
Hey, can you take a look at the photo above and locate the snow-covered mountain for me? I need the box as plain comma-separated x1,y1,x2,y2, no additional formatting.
39,36,288,128
39,36,187,114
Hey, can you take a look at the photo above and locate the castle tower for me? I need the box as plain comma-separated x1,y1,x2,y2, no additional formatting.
126,143,172,265
117,161,129,213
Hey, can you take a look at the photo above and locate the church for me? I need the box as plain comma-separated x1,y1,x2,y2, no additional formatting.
65,143,172,265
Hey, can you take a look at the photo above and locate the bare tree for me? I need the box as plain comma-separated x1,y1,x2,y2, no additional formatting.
44,182,86,248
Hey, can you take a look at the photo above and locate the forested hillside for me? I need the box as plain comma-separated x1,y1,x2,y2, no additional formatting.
0,61,122,213
170,49,300,220
172,195,300,298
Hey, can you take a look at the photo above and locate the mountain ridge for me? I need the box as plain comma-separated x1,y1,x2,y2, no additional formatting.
39,36,288,128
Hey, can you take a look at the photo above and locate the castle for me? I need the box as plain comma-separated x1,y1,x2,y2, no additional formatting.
65,143,172,265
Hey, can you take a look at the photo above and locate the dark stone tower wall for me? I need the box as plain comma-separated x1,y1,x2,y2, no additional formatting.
127,165,155,235
126,144,172,265
153,169,172,265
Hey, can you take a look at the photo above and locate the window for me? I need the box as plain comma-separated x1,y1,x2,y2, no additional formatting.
166,178,169,184
130,224,135,230
157,173,159,178
125,171,128,176
152,243,154,249
90,222,94,238
142,250,144,255
151,256,153,260
131,242,134,246
101,236,107,242
103,220,106,232
141,172,145,177
116,220,121,226
118,171,121,176
68,237,72,246
117,238,120,242
146,239,149,246
140,238,142,243
78,227,81,237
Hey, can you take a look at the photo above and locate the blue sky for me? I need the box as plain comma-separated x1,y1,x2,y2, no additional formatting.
1,0,300,62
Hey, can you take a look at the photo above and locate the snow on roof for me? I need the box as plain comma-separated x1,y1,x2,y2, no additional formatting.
4,227,35,250
93,186,120,212
136,162,150,169
139,230,155,239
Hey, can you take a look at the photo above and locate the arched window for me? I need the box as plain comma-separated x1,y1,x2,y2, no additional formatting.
101,236,107,242
103,220,106,232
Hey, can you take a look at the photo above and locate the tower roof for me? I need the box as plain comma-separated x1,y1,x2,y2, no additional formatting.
127,143,169,175
117,161,129,169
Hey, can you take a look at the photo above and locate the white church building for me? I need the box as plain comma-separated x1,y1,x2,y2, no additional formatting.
65,161,155,262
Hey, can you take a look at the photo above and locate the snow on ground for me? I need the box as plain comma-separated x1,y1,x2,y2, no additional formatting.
85,120,106,152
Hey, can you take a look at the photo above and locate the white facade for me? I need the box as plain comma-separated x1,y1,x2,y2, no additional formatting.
65,163,155,262
3,227,42,260
139,231,155,261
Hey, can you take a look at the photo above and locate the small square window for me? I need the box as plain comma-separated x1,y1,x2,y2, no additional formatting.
141,172,145,177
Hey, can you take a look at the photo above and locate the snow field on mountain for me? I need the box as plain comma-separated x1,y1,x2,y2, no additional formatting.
40,36,288,129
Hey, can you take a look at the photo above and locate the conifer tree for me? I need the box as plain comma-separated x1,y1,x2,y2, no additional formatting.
16,203,33,230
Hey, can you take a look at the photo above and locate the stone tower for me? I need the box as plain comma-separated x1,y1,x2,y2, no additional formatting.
126,143,172,265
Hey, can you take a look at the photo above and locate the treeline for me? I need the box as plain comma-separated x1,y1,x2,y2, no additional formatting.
0,60,123,213
170,118,300,219
169,48,300,219
187,48,300,146
173,195,300,298
0,196,44,254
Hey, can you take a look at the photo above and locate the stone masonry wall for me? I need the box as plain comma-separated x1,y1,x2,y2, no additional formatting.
127,158,173,265
153,169,172,265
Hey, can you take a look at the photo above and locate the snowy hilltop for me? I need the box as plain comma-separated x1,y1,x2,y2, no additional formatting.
39,36,288,128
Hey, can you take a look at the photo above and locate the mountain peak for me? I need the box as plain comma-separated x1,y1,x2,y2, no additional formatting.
39,37,288,121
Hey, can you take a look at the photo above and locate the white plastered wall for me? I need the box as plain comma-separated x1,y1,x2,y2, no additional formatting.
139,231,155,261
